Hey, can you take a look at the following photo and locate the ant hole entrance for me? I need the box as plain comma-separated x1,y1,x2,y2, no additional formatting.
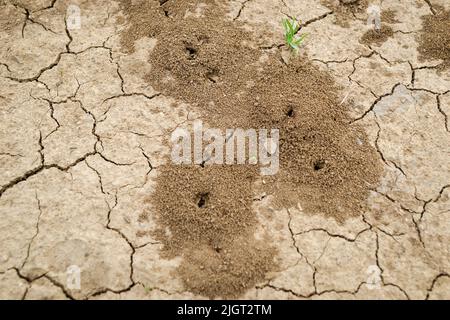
286,106,295,117
185,46,197,60
313,159,326,171
197,192,210,208
159,1,170,17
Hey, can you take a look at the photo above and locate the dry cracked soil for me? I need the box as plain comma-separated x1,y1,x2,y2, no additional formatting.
0,0,450,300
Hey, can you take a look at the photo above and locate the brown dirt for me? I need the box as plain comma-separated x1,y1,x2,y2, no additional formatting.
178,237,274,298
150,164,275,297
119,0,382,297
360,24,394,46
321,0,369,28
382,9,399,24
151,165,259,253
417,7,450,70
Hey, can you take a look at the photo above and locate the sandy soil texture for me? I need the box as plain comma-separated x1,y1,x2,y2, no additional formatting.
1,0,449,300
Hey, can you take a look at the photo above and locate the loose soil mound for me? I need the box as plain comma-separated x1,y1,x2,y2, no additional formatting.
417,7,450,69
152,165,259,252
321,0,369,27
120,0,382,297
381,9,399,24
151,165,275,297
360,24,394,46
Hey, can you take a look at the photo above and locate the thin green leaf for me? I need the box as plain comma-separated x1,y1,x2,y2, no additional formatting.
282,17,307,53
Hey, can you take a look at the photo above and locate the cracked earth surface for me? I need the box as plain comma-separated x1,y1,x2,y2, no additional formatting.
1,0,449,300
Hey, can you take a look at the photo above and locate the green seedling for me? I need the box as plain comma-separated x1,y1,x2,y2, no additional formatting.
282,18,307,53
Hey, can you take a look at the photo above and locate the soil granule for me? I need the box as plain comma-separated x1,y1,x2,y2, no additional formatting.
321,0,369,28
119,0,382,297
417,7,450,70
381,9,399,24
360,24,394,46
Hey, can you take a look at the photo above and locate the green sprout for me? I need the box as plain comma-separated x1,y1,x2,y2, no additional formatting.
282,18,307,53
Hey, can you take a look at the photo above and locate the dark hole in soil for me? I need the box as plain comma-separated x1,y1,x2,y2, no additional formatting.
286,106,295,117
186,46,197,60
313,159,326,171
197,192,210,208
